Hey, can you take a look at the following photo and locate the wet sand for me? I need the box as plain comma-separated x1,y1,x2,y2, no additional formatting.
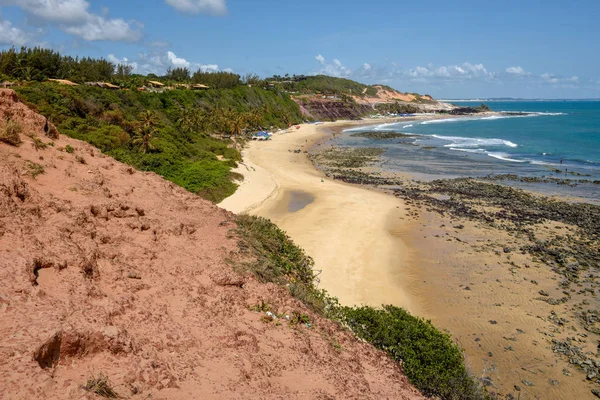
220,120,600,399
220,120,422,312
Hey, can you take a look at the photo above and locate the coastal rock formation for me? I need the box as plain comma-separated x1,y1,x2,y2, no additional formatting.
0,88,424,399
296,97,374,121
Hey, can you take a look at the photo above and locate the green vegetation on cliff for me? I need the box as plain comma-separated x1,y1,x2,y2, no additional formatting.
15,82,302,202
269,74,380,96
234,214,488,400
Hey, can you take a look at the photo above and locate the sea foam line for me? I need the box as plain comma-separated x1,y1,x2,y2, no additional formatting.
431,134,518,148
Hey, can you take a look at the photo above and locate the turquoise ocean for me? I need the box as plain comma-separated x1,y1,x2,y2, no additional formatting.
339,101,600,202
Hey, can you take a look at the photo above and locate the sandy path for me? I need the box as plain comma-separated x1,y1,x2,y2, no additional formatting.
220,122,421,312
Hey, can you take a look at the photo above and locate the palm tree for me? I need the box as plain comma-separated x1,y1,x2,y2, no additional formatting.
228,113,247,137
131,110,159,153
138,110,159,130
131,125,156,154
176,107,197,139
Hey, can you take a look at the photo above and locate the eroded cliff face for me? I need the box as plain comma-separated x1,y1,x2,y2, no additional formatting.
296,98,374,121
0,89,423,400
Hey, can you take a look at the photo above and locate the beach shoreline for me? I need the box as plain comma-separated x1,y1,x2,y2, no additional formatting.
220,117,432,312
220,116,600,398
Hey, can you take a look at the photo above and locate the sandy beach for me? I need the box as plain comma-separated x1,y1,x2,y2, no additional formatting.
221,119,600,399
220,120,422,312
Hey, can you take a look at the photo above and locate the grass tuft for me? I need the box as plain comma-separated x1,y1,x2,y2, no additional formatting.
82,373,118,398
25,161,45,178
0,120,23,146
32,137,47,150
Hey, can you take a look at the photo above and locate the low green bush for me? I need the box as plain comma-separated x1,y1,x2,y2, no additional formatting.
336,305,488,399
234,214,488,400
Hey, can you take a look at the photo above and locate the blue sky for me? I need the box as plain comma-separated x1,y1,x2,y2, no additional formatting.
1,0,599,98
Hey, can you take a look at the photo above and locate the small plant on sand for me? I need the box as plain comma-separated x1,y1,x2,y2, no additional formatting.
65,144,75,153
0,120,23,146
83,373,118,398
32,137,47,150
248,300,272,313
289,311,311,326
25,161,45,178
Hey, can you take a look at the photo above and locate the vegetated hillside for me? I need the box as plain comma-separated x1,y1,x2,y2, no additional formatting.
14,83,303,202
0,88,425,399
267,75,453,120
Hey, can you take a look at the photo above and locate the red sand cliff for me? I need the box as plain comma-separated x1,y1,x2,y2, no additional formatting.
0,89,423,399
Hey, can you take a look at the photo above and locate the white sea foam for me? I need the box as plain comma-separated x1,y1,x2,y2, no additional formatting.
421,118,468,125
402,124,413,128
487,152,527,163
530,160,554,166
373,122,402,131
449,148,487,154
431,135,518,148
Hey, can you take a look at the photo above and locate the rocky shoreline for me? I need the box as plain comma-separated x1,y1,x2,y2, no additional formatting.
310,141,600,398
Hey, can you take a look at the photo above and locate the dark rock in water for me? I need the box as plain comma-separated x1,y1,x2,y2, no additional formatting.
514,385,521,391
350,131,417,140
539,290,549,296
549,379,559,386
464,286,471,291
489,320,498,325
503,247,512,253
521,379,535,387
592,389,600,398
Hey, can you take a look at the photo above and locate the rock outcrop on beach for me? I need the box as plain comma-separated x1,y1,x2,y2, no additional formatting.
294,85,455,121
296,97,375,121
0,88,424,399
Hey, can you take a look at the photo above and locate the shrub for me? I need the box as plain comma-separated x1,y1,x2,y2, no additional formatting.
336,305,488,400
0,120,23,146
234,214,487,399
234,215,335,314
65,144,75,153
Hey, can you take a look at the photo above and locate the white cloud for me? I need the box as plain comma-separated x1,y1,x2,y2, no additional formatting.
199,64,218,72
0,0,142,41
313,55,351,77
135,51,221,75
165,0,227,15
506,66,529,76
63,16,141,41
0,0,90,24
362,63,371,70
167,51,191,68
406,62,493,81
0,16,33,46
541,73,581,87
107,54,138,72
541,73,559,83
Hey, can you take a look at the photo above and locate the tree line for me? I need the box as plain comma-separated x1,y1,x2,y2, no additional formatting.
0,46,261,90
